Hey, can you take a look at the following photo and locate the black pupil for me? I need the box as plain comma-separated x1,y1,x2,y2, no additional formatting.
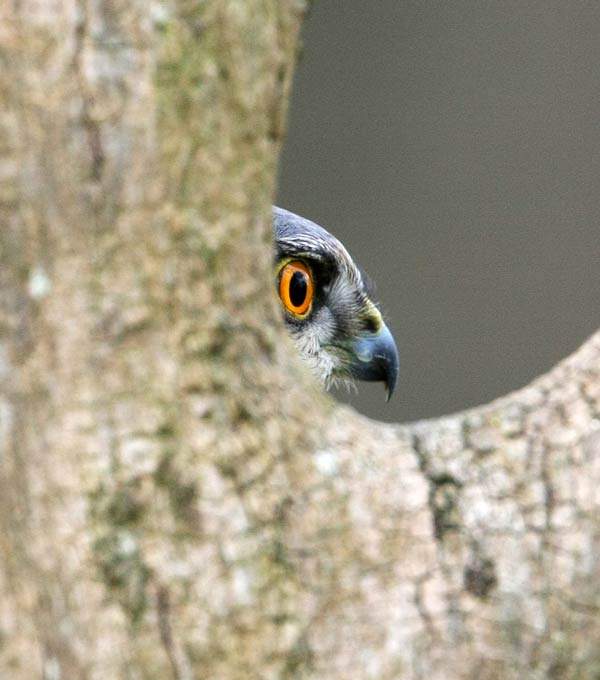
289,271,308,308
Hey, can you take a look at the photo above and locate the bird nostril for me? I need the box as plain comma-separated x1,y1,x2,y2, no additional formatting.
363,317,379,334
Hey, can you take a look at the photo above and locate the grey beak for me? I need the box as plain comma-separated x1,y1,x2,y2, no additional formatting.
350,323,399,401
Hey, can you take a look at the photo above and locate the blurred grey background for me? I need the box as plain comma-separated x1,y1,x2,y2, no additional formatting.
277,1,600,423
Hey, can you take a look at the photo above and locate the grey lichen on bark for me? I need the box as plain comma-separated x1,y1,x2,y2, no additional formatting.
0,2,599,679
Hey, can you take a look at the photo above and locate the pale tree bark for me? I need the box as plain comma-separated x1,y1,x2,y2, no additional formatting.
0,2,599,679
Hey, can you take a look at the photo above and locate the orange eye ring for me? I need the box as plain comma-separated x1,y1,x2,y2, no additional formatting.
278,260,314,317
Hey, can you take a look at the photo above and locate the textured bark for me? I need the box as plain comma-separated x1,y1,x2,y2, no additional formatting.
0,2,599,679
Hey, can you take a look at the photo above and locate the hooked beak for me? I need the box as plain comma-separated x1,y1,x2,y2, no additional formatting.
349,323,399,401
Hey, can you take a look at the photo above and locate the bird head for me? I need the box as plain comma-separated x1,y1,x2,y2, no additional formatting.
273,207,399,400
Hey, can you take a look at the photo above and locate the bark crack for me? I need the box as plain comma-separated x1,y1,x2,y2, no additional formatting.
73,0,105,182
155,583,193,680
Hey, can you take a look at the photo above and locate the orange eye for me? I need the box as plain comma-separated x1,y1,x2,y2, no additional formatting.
278,261,314,317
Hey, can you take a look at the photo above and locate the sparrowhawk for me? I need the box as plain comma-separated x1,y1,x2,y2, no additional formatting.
273,207,399,399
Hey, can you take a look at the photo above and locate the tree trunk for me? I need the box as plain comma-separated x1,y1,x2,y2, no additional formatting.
1,2,599,679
